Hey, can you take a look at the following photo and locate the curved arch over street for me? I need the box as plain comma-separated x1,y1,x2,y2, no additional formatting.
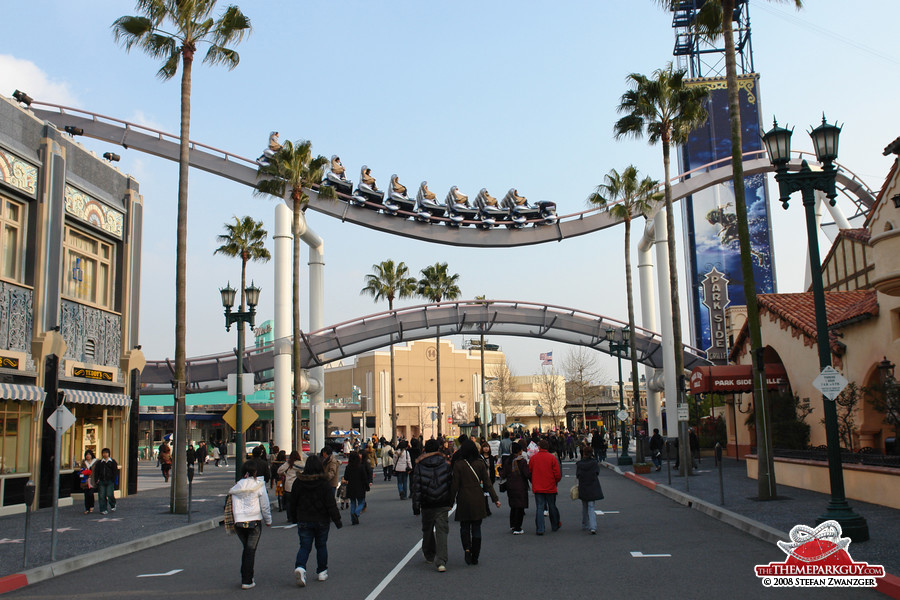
139,300,711,393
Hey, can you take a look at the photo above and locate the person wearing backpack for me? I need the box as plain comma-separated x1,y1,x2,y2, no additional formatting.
393,440,413,500
411,439,453,572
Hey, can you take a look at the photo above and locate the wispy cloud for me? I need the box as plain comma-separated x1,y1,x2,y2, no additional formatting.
0,55,78,105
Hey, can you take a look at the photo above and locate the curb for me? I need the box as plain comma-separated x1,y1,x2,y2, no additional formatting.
0,516,222,595
607,463,900,599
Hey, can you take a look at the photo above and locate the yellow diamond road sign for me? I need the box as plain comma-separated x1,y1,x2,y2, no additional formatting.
222,403,258,433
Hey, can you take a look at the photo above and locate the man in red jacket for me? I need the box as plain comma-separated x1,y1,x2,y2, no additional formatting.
528,439,561,535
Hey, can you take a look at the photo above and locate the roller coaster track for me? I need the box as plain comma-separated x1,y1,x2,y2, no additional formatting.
30,101,876,249
138,300,711,394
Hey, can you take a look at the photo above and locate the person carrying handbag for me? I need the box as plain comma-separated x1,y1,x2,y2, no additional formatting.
450,440,500,565
575,446,604,535
393,440,413,500
500,441,530,534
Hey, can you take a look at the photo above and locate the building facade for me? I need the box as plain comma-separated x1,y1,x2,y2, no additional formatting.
0,96,143,514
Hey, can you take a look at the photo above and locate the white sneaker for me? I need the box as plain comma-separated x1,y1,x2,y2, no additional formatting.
241,580,255,590
437,565,446,572
317,570,328,582
294,567,307,587
512,529,525,535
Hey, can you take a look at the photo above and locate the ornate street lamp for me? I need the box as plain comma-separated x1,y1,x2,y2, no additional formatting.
763,116,868,542
606,326,632,466
220,281,261,481
535,404,543,433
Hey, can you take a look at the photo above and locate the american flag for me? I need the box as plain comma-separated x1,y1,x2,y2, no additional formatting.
540,352,553,366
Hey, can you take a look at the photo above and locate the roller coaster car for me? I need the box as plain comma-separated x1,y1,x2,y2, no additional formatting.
389,174,417,215
415,181,444,222
474,188,507,229
536,200,558,224
322,155,354,196
445,186,478,226
501,188,539,227
354,165,399,213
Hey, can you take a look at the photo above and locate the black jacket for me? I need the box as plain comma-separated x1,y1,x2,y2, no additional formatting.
290,473,342,527
343,462,371,499
649,433,664,455
94,458,118,483
575,458,604,502
411,452,453,513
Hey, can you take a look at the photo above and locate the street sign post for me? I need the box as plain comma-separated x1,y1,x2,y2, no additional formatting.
813,366,849,401
617,409,629,422
223,403,258,433
677,404,689,422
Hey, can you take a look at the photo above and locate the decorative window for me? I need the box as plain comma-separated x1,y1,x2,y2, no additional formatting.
0,400,33,474
0,196,26,283
63,225,115,310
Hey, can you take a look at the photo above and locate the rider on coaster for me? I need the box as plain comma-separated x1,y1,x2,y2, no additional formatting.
509,188,527,205
452,187,469,206
391,175,407,196
257,131,282,164
482,190,498,206
331,156,346,179
362,167,377,191
422,182,437,201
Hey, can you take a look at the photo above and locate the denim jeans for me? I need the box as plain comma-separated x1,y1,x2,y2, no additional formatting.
581,499,596,531
296,521,330,574
235,522,261,585
534,493,559,534
97,481,116,512
395,471,409,498
421,506,450,567
350,497,366,517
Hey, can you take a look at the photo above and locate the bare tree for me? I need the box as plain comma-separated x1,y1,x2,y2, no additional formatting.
489,361,522,419
536,368,566,430
563,348,601,430
826,382,861,451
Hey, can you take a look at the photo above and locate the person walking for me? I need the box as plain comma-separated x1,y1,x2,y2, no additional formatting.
78,449,97,514
500,441,530,535
529,439,561,535
380,442,394,481
196,441,207,474
271,450,286,511
479,442,497,517
158,442,172,482
219,440,229,467
94,447,118,515
450,440,500,565
320,446,342,499
689,427,700,469
228,461,272,590
649,428,665,471
364,443,377,484
251,446,270,484
211,443,221,467
186,442,196,475
278,451,304,523
411,439,453,572
290,455,342,586
499,430,513,458
575,447,604,534
342,451,371,525
393,440,412,500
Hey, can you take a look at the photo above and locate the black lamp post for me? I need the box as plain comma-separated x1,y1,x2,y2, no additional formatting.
606,326,632,466
535,404,543,433
220,281,261,482
762,116,868,542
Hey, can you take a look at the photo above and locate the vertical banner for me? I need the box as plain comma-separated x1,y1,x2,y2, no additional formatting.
680,74,776,353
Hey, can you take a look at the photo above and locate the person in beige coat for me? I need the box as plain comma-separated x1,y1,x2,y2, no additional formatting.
278,451,303,523
450,440,500,566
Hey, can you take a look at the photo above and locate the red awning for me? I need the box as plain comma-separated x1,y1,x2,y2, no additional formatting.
689,364,788,394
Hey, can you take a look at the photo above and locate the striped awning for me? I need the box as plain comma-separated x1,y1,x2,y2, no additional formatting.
61,388,132,407
0,383,46,402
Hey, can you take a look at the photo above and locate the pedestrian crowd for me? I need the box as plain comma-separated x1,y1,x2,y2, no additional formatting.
219,427,610,589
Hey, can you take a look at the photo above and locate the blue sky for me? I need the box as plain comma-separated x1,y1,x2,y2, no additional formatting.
1,1,898,380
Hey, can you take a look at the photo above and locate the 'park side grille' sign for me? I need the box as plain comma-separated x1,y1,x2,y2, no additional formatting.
701,267,730,364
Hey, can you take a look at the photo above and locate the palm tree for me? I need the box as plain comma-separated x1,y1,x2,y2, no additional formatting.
589,165,661,460
254,139,334,450
113,0,250,514
417,262,461,437
360,260,418,445
614,63,709,473
214,215,271,309
657,0,802,500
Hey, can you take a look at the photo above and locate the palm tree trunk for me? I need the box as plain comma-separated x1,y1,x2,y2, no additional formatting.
171,52,192,514
293,198,302,452
662,134,690,476
389,299,397,446
436,326,442,437
625,218,643,461
722,0,776,499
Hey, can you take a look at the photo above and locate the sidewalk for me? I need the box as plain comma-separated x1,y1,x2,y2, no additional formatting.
607,454,900,575
0,461,238,582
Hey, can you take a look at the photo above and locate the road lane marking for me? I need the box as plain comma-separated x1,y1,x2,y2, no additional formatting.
364,506,456,600
594,510,620,515
0,538,24,544
137,569,184,578
630,551,671,558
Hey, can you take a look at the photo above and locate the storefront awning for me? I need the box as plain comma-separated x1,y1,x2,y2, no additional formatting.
689,364,788,394
0,383,46,402
61,388,132,407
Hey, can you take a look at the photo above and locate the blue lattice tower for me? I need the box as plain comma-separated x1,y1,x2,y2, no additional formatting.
671,0,754,78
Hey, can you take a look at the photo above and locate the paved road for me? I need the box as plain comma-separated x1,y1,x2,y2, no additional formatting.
3,461,880,599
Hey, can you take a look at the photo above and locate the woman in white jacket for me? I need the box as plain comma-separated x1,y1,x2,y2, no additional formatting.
229,461,272,590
